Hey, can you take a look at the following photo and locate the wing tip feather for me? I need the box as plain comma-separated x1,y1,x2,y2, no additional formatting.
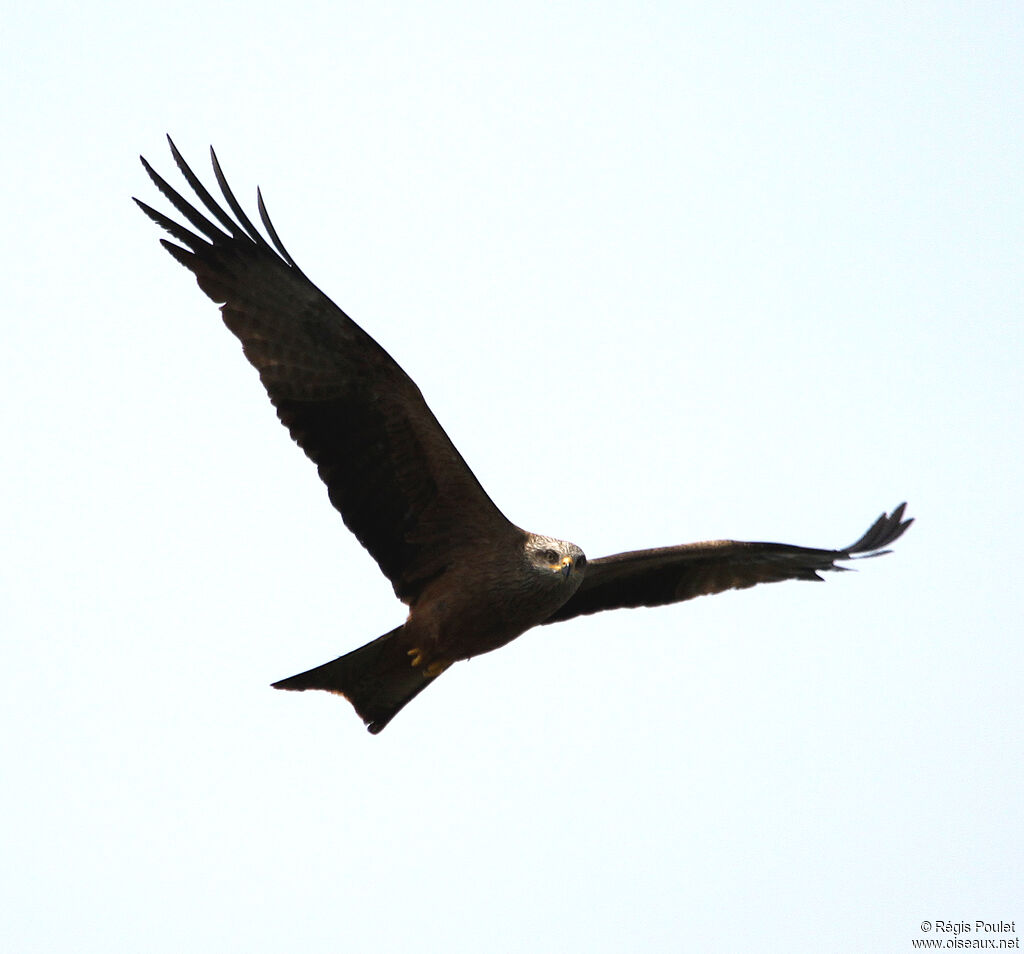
843,502,913,559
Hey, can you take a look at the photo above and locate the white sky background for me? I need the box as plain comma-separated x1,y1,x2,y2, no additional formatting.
2,1,1021,951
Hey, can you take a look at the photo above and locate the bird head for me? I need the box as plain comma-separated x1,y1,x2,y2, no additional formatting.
524,534,587,586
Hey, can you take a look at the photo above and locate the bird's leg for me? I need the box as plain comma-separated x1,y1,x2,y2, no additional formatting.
407,648,449,678
407,647,425,667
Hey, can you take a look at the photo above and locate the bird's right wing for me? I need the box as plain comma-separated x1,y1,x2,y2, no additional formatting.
135,138,520,603
544,503,912,624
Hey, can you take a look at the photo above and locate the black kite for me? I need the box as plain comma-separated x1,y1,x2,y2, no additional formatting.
136,138,913,734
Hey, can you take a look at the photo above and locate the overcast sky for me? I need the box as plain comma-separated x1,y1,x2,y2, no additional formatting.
3,2,1021,951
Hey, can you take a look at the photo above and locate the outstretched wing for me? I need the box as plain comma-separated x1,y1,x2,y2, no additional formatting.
544,503,912,624
135,137,518,603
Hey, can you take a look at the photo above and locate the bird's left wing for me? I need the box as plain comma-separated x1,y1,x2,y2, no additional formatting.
543,503,912,624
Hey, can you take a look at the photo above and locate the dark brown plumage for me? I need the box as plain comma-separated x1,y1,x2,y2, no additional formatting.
136,138,913,734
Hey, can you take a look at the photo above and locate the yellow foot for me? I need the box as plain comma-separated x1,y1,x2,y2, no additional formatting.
407,648,449,678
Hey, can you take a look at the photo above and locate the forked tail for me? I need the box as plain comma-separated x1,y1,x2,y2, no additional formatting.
272,625,437,734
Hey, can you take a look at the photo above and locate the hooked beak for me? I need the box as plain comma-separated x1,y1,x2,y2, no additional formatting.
560,555,573,579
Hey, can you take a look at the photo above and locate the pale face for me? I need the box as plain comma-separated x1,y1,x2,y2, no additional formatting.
524,534,587,585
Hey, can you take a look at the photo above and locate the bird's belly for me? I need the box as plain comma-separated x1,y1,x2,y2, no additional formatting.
409,586,554,667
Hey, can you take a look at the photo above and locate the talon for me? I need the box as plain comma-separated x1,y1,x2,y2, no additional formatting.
424,661,450,678
407,648,424,667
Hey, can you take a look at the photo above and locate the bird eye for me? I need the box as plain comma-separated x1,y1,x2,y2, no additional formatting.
543,549,558,563
576,554,586,569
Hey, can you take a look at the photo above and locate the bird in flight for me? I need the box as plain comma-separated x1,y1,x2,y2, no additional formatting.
136,137,912,734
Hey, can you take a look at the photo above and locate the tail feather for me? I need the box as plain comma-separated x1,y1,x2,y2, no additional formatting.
272,625,436,734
